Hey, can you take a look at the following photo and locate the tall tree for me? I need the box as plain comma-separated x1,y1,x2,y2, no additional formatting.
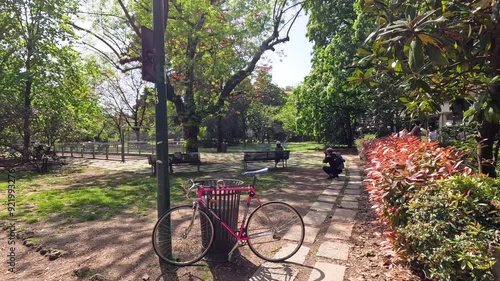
0,0,100,157
81,0,304,152
353,0,500,177
294,0,371,146
98,68,153,141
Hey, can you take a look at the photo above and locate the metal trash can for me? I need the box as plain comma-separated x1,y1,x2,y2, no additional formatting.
200,179,243,262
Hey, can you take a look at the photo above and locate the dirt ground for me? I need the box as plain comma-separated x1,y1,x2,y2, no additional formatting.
1,150,426,281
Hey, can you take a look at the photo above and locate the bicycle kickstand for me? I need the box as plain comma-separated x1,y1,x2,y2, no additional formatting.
228,242,240,261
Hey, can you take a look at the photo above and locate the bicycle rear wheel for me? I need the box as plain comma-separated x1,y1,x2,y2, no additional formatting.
247,201,304,262
152,205,214,266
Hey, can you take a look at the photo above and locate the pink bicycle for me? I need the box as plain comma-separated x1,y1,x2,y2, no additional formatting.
152,168,305,266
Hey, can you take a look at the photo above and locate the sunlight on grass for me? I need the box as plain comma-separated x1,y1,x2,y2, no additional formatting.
0,153,293,224
0,170,187,224
221,141,323,152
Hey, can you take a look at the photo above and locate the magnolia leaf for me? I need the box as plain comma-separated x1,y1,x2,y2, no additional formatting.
417,33,444,50
425,44,449,66
409,38,424,72
399,97,410,103
357,48,372,56
491,75,500,84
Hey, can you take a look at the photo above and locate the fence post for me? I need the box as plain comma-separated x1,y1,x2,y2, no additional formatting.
70,146,73,157
92,144,95,159
105,145,109,160
61,144,65,156
121,131,125,162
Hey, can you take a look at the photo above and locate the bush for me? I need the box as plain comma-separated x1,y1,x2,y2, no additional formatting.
364,135,471,231
356,134,376,161
362,134,500,279
400,175,500,281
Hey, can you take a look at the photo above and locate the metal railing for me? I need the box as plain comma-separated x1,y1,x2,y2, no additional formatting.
54,141,185,161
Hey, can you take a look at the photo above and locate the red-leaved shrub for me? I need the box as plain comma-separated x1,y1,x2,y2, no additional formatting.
362,134,472,256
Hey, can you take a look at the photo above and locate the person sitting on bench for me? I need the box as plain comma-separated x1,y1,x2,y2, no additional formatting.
274,141,284,168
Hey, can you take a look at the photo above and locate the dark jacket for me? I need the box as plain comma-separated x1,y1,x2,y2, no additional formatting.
323,154,344,170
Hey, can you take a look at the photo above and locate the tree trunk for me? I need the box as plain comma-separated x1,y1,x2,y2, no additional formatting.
481,23,500,178
216,115,223,153
23,49,33,160
478,120,497,177
183,124,199,152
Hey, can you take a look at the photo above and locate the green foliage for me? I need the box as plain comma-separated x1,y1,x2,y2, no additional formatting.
400,175,500,281
90,0,303,152
355,134,375,160
298,0,405,147
275,94,300,139
354,0,500,176
0,0,102,152
362,135,500,279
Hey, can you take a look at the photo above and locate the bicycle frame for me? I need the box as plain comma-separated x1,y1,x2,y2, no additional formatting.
195,185,262,242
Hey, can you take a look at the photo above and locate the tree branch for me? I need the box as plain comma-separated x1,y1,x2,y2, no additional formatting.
116,0,141,38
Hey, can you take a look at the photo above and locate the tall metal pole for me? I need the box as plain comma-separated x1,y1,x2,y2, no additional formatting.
153,0,170,217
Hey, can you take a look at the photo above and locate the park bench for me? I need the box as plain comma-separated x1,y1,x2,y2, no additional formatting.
242,150,290,169
148,152,201,174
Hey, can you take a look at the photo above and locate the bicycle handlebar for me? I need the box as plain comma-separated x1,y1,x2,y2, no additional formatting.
184,168,269,199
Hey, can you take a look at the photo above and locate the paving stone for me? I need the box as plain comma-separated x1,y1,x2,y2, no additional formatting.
332,209,357,222
325,221,354,240
303,226,320,244
338,201,358,209
284,224,305,242
308,262,346,281
342,195,360,202
349,175,362,181
348,180,363,185
326,184,343,191
322,189,341,196
317,195,337,203
275,244,310,264
249,262,299,281
344,189,362,195
302,211,329,225
316,241,350,260
329,180,345,187
284,225,319,244
345,183,362,190
310,201,334,212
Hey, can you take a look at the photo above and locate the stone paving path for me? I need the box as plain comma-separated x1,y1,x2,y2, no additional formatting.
248,155,362,281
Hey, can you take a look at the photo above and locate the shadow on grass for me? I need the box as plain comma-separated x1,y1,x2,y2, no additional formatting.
0,168,203,224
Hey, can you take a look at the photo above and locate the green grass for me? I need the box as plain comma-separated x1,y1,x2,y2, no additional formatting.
0,146,296,225
218,141,324,152
0,168,188,224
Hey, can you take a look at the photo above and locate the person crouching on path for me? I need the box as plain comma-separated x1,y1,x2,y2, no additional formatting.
322,147,345,180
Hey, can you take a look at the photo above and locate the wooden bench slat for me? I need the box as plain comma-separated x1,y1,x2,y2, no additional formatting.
242,150,290,169
148,152,201,174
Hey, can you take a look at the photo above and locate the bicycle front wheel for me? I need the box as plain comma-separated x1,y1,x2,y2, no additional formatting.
247,201,304,262
152,205,214,266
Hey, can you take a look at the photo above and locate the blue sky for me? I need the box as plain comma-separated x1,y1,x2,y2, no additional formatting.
268,13,313,88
